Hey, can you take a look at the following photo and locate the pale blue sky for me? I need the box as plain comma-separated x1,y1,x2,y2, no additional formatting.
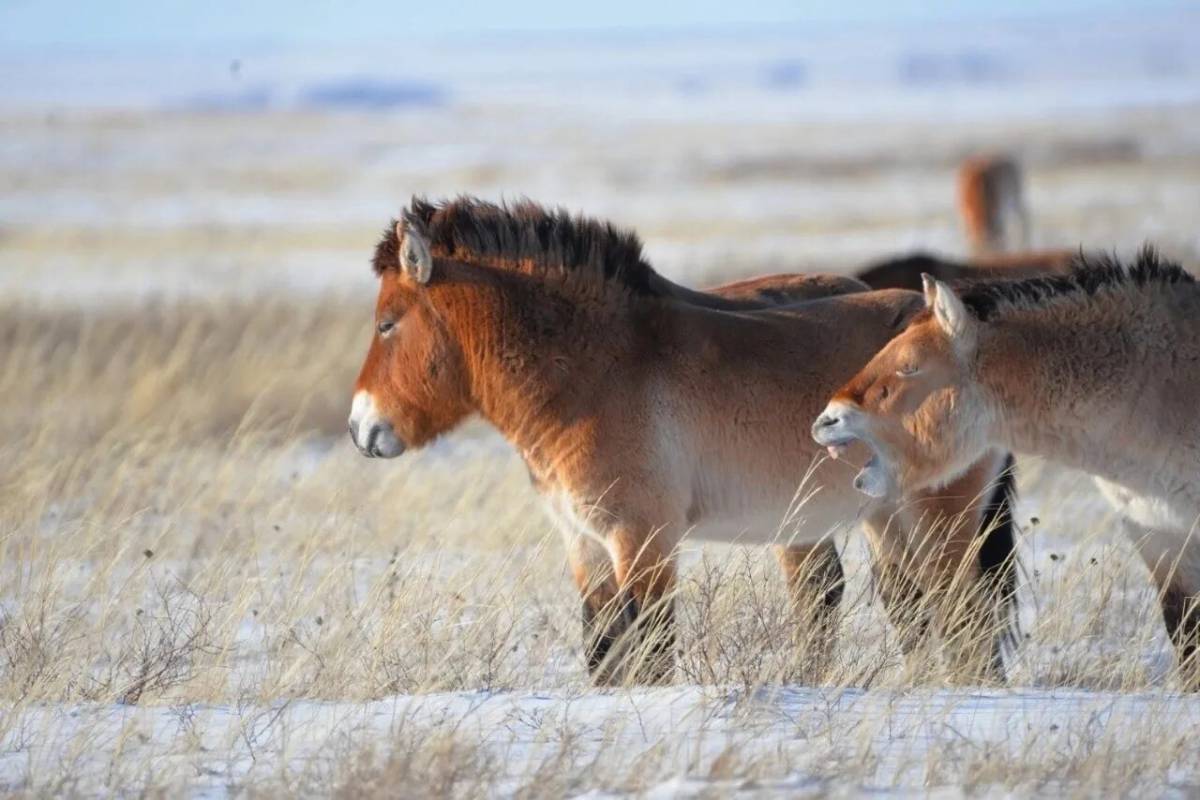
0,0,1185,48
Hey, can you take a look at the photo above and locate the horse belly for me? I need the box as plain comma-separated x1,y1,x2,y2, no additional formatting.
1093,477,1200,534
685,468,868,546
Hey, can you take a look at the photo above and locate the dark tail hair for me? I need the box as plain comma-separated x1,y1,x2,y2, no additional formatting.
977,453,1021,663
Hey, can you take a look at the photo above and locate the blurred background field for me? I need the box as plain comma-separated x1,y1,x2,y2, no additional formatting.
4,8,1199,302
2,2,1200,796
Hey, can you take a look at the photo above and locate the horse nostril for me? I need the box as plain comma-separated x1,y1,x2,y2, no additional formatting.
817,414,839,428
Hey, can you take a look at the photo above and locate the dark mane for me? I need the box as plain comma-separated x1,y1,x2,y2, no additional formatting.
372,196,665,297
956,246,1193,321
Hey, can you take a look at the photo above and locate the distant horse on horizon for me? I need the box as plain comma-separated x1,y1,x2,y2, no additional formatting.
850,152,1074,293
348,196,1019,685
957,154,1029,255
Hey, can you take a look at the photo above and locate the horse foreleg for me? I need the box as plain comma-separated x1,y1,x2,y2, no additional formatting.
872,557,935,657
608,525,678,685
911,457,1015,684
775,541,844,683
566,529,629,685
866,498,1009,684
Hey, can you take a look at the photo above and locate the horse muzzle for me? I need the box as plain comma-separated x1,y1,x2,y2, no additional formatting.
348,391,407,459
812,401,891,499
811,400,861,457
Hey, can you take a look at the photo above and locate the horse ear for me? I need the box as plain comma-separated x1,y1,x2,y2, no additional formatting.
397,221,433,284
921,273,937,307
930,279,973,341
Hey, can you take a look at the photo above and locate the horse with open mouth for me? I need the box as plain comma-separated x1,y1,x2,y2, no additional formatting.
350,196,1019,685
813,249,1200,686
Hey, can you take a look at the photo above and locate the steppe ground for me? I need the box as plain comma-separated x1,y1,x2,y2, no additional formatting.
2,92,1200,796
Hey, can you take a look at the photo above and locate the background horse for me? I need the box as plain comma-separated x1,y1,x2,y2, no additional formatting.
350,196,1019,684
854,250,1074,292
957,154,1029,254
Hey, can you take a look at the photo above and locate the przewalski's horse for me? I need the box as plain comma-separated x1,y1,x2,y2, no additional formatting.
812,249,1200,684
957,155,1029,255
349,196,1018,685
854,249,1075,293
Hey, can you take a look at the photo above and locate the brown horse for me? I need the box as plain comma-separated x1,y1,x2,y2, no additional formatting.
854,249,1075,293
349,196,1018,685
957,155,1029,255
813,250,1200,685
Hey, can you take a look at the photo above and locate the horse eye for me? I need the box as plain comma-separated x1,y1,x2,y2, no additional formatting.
377,320,396,337
896,364,918,377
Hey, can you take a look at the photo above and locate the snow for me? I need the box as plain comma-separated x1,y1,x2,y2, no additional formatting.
4,684,1199,796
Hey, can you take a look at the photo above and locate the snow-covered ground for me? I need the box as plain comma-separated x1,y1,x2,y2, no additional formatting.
7,683,1200,797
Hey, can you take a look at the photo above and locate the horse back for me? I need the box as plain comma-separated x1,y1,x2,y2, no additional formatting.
855,249,1075,292
653,288,924,400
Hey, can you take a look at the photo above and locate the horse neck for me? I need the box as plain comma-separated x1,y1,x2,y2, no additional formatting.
975,292,1183,480
445,273,641,468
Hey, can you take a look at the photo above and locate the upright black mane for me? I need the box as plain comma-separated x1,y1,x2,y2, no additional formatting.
957,246,1193,321
372,195,665,296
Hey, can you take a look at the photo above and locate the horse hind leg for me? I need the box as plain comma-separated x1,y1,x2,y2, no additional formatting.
1159,581,1200,689
775,540,845,683
1123,518,1200,689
